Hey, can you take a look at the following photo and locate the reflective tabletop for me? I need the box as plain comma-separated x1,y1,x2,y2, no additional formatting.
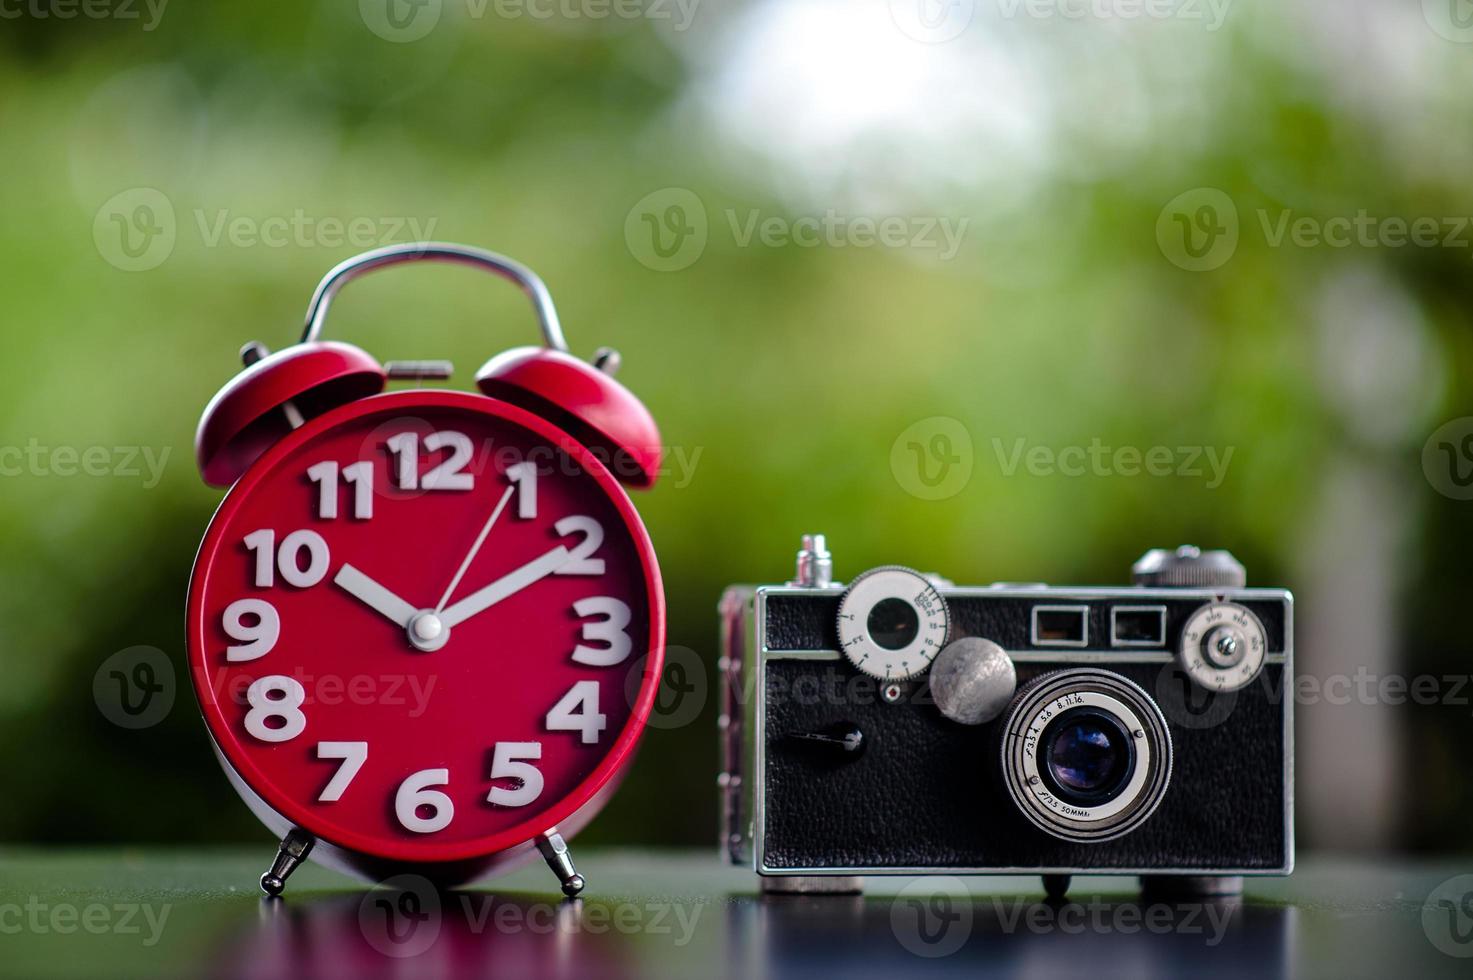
0,849,1468,979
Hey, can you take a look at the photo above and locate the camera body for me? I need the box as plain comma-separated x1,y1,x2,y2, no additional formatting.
718,536,1293,897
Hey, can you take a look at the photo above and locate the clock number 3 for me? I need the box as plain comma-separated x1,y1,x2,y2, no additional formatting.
571,597,632,666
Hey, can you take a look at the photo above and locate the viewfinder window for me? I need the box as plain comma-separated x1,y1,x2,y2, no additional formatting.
1032,606,1089,647
1111,606,1167,647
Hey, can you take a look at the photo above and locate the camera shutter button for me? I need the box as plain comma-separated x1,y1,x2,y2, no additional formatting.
929,637,1016,726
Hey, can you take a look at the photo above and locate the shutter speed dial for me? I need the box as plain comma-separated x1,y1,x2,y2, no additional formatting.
836,567,949,681
1179,602,1267,692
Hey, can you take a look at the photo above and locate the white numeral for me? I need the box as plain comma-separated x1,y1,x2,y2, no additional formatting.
506,461,537,519
223,598,279,662
571,597,633,667
278,530,330,587
244,675,307,743
386,432,418,490
487,742,544,807
308,461,373,520
545,680,607,744
554,516,605,575
395,768,454,833
423,431,474,490
316,741,368,802
242,529,330,588
386,431,475,491
243,529,275,587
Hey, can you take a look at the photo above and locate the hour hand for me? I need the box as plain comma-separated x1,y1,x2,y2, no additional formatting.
334,564,417,627
438,546,571,630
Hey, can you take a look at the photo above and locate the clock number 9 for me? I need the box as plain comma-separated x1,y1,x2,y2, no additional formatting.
223,598,280,662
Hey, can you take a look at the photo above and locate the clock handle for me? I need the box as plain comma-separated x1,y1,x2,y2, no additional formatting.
195,242,597,488
300,242,568,352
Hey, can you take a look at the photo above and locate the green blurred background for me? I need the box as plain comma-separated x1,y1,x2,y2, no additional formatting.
2,0,1471,856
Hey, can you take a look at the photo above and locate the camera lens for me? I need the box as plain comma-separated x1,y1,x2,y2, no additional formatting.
999,668,1172,843
867,598,920,651
1041,709,1135,803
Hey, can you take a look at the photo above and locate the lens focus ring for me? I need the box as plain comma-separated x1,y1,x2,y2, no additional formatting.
1000,668,1173,843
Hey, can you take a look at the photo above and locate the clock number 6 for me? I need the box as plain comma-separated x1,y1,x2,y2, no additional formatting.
243,529,330,588
395,768,455,833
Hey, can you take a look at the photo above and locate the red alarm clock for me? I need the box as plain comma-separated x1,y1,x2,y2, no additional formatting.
187,244,664,897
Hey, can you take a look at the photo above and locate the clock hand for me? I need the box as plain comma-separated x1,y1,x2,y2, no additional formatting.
333,564,418,627
435,484,516,615
438,546,572,630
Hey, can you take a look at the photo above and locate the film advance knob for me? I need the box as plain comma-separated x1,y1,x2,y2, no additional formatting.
928,637,1017,726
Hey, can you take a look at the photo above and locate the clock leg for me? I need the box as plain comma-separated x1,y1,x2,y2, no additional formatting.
536,831,585,899
260,828,315,897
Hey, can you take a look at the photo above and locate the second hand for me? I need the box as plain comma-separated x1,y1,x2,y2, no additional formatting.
434,484,517,616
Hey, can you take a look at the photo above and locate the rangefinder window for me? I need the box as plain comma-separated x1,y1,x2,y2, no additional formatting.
1031,605,1089,647
1111,606,1167,647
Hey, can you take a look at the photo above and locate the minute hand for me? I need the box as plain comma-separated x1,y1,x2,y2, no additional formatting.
438,546,571,630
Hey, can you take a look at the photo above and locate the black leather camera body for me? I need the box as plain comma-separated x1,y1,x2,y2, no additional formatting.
718,536,1293,898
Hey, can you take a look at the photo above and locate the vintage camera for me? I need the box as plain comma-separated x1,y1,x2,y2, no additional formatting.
718,535,1293,899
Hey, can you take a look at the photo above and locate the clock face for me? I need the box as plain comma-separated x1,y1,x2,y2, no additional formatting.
187,390,663,863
